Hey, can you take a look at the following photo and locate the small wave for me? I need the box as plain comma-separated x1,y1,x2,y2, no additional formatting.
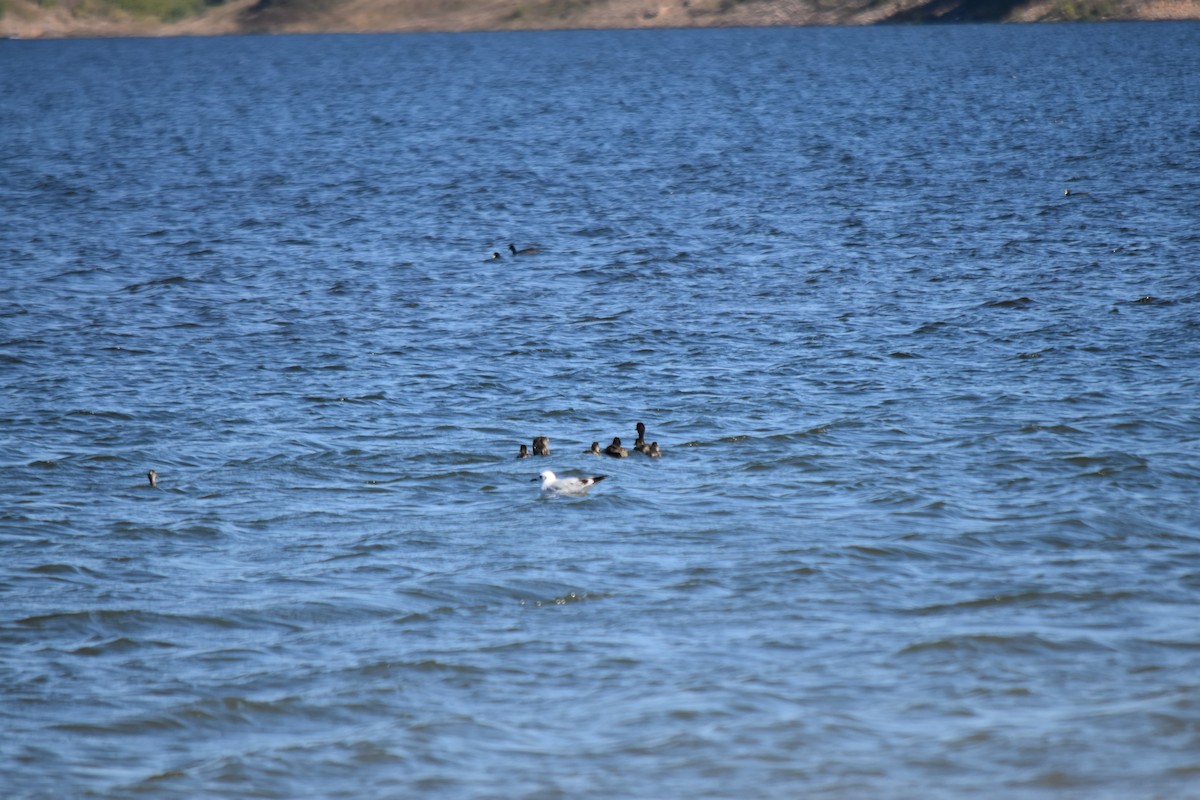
66,409,135,421
846,543,945,561
912,321,948,334
15,609,241,637
981,296,1034,309
1019,422,1084,434
1061,451,1148,477
99,346,151,355
521,590,607,608
902,589,1134,616
28,562,103,579
399,578,608,611
70,636,176,657
898,633,1116,657
121,275,189,293
356,659,487,678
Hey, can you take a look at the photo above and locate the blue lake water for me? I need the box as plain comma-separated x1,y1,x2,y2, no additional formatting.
2,21,1200,798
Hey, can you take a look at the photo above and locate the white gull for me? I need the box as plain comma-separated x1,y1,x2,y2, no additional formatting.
535,470,607,496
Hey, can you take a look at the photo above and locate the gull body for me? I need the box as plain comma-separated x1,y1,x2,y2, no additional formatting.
535,470,607,496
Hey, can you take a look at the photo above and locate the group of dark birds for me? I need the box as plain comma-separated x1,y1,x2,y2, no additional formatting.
519,421,662,460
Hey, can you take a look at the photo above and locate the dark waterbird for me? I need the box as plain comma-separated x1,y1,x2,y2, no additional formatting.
147,469,158,488
532,436,551,456
633,421,648,452
584,442,603,455
605,437,629,458
517,444,531,458
509,243,539,256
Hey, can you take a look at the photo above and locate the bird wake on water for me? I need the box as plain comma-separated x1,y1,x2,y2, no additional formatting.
535,470,607,496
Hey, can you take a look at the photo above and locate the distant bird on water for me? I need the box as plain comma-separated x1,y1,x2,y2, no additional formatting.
532,436,551,456
509,243,539,256
147,469,158,488
518,444,531,458
644,442,662,458
488,252,503,261
584,442,603,455
535,470,607,496
605,437,629,458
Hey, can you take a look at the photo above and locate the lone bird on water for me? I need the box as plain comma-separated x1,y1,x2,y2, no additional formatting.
534,470,607,496
147,469,158,488
509,243,539,256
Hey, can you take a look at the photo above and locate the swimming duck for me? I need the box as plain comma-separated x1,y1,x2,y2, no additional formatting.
532,436,551,456
633,421,648,453
509,243,539,256
644,442,662,458
605,437,629,458
584,442,603,455
147,469,158,488
488,252,502,261
518,444,531,458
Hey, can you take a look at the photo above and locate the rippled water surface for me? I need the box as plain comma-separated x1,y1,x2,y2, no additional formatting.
2,22,1200,799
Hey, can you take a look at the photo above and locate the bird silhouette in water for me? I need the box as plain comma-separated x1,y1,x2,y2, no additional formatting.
532,436,551,456
509,243,539,256
147,469,158,488
584,442,603,455
605,437,629,458
644,442,662,458
518,444,531,458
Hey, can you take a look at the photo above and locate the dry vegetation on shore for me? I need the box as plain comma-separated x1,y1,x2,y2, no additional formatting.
2,0,1197,39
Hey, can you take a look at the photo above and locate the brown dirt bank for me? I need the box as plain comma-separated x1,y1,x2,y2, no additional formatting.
2,0,1198,40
